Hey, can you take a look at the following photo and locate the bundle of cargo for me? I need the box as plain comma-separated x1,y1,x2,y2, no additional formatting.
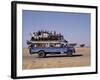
30,30,64,41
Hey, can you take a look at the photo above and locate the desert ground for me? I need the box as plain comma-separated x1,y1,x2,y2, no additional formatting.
22,47,90,69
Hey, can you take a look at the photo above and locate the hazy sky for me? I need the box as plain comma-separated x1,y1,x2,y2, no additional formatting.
22,10,90,48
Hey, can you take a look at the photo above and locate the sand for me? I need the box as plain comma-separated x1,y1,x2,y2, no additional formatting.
22,47,90,69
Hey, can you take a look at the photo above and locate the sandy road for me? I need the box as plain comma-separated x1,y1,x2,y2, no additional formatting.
22,48,90,69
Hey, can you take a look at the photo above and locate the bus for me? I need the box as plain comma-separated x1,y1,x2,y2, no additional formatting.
27,30,75,58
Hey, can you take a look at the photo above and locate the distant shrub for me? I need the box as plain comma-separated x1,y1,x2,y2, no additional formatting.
80,44,85,47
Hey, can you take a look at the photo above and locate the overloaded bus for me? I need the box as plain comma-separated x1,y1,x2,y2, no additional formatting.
27,30,75,58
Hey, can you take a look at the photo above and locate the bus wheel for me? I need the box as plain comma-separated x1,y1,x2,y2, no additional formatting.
38,51,46,58
67,51,73,57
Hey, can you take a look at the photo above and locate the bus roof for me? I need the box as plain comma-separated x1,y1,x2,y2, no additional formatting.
29,41,63,44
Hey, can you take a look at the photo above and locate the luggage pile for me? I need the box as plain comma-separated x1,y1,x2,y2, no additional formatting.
30,30,64,41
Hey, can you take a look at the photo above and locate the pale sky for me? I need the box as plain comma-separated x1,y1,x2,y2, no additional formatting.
22,10,90,48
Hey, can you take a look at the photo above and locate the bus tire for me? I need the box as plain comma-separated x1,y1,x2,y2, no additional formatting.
67,51,73,57
38,51,46,58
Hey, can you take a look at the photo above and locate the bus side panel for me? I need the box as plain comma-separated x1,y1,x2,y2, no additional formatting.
31,48,42,53
31,47,68,53
44,47,67,53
